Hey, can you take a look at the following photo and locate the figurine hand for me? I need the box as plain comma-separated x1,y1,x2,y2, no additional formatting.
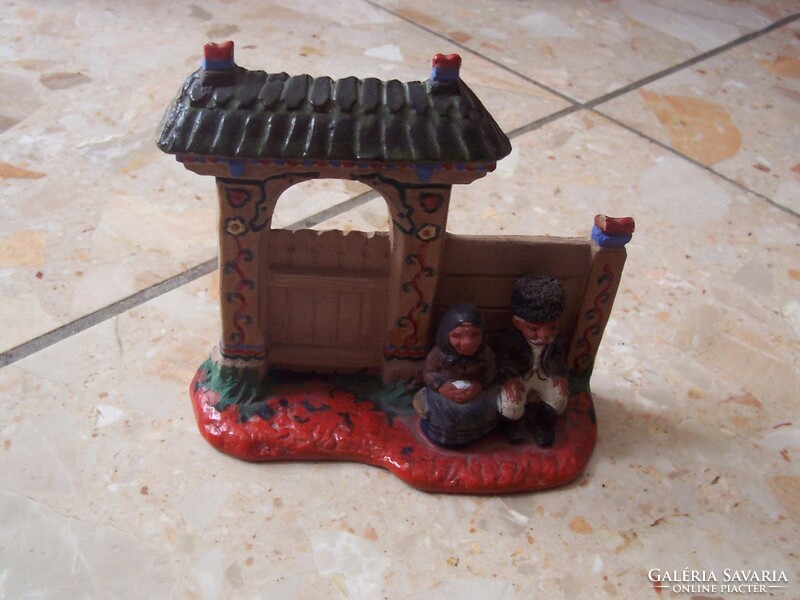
502,379,525,406
439,381,481,404
461,381,482,402
412,388,428,418
552,376,568,397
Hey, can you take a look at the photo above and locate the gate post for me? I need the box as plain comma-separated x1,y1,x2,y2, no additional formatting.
568,215,635,375
380,185,452,382
214,178,274,372
210,175,308,402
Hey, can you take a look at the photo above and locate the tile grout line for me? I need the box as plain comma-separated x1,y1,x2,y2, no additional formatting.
0,258,218,369
592,109,800,219
370,1,800,213
505,105,583,139
287,190,382,230
361,0,580,105
0,194,385,369
3,11,798,369
583,12,800,110
366,1,799,111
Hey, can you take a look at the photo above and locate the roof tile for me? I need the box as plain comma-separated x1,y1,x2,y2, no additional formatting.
281,74,311,110
234,71,267,109
333,76,358,111
304,113,331,157
407,83,430,116
357,115,382,160
258,80,283,109
359,77,382,114
309,76,332,110
384,80,405,114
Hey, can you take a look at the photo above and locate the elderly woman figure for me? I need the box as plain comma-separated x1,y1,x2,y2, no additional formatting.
413,304,500,448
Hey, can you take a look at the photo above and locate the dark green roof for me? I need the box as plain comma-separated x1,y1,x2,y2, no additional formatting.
157,66,512,163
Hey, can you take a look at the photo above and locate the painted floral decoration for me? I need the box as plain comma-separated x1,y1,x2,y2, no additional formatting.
226,188,252,208
224,217,248,236
416,223,441,241
420,193,443,213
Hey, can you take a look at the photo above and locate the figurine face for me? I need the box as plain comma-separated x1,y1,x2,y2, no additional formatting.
512,316,559,346
448,323,483,356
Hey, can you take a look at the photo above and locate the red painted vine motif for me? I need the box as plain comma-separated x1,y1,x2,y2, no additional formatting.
399,242,434,347
223,235,255,344
572,263,614,369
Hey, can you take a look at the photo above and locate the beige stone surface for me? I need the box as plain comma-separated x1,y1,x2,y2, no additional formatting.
601,22,800,208
1,1,798,599
370,0,799,101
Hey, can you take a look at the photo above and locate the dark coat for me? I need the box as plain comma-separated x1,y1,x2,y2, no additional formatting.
494,329,567,383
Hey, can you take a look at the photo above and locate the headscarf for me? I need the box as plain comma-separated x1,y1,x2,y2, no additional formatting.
435,303,487,368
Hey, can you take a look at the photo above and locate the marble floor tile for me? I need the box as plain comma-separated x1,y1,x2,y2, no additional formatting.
600,21,800,212
1,269,797,599
370,0,797,102
0,0,567,353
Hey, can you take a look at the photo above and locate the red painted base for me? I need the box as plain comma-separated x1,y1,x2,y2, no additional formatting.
190,366,597,494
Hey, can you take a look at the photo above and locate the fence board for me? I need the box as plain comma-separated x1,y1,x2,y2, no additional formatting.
286,230,316,268
312,230,343,270
341,230,367,270
312,288,340,346
268,285,292,344
265,229,293,266
437,234,593,350
359,288,385,346
442,234,590,277
269,229,390,271
437,274,586,308
336,291,363,346
270,269,386,291
361,231,391,271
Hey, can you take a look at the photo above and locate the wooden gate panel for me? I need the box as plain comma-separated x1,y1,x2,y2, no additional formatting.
358,285,386,345
263,229,390,370
269,285,292,343
336,291,362,347
288,285,315,343
312,288,339,345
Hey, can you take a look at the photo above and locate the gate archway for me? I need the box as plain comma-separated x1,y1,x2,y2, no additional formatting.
157,44,512,381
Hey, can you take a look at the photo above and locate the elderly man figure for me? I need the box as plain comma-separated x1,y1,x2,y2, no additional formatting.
497,275,569,447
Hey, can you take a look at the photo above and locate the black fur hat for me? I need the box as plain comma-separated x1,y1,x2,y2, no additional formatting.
511,276,565,323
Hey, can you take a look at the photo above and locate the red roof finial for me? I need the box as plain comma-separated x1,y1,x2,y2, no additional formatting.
201,41,236,86
430,53,461,91
204,40,234,63
432,53,461,69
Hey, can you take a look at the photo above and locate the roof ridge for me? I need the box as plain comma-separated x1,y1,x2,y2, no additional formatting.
157,58,511,163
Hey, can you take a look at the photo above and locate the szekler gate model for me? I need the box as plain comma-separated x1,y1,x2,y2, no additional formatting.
157,41,635,493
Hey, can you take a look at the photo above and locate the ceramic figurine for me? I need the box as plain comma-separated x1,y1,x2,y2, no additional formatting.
157,40,635,494
414,304,498,447
497,276,569,447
